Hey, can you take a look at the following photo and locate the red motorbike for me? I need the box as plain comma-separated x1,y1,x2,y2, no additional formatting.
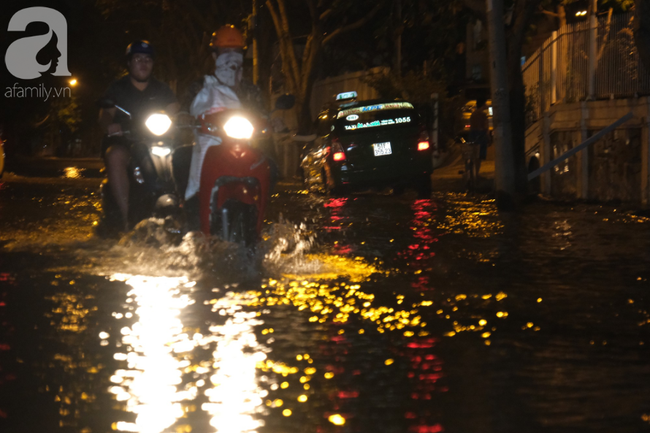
196,94,294,247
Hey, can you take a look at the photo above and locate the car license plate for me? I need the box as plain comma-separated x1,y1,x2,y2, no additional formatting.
373,142,392,156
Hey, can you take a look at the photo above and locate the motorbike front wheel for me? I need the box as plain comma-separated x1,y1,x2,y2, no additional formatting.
212,199,258,247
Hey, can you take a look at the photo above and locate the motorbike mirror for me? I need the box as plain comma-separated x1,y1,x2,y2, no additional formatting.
97,98,116,109
275,94,295,111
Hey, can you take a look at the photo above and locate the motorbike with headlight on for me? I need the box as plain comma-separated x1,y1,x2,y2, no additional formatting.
96,98,183,235
196,94,294,247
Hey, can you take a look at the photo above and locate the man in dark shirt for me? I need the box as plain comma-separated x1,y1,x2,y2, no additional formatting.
99,40,179,231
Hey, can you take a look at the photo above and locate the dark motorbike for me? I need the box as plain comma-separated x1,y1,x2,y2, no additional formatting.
97,99,182,236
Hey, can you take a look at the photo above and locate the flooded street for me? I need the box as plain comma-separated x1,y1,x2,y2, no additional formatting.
0,175,649,433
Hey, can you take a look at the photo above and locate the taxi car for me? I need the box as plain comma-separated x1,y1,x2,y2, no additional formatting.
300,92,433,196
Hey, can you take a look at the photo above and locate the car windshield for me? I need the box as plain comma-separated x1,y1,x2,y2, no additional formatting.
335,102,418,134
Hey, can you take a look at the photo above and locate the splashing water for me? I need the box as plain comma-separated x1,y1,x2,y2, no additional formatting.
260,220,318,275
105,217,322,281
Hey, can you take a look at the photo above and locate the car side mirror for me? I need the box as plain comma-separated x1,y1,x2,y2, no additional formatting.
275,94,295,111
98,98,132,118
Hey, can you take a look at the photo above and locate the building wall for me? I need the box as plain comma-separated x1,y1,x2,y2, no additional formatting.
588,127,642,202
526,97,650,204
549,130,579,199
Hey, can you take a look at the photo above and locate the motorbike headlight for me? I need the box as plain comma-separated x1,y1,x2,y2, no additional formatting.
223,116,254,140
145,113,172,136
151,146,171,157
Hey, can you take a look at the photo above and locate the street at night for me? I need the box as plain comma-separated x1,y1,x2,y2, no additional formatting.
3,0,650,431
0,174,649,433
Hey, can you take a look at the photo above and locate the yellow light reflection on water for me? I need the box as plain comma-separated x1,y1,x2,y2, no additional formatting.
435,194,503,239
64,167,83,179
251,277,432,336
328,414,346,425
280,253,385,282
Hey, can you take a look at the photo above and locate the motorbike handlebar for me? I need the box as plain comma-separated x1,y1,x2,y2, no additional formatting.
108,130,131,137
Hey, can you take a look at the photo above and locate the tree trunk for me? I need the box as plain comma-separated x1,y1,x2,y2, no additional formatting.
506,0,542,197
297,88,314,134
634,0,650,71
488,0,516,210
466,0,541,200
296,32,324,134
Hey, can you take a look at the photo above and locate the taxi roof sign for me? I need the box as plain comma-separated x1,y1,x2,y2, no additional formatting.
336,91,357,101
337,102,414,118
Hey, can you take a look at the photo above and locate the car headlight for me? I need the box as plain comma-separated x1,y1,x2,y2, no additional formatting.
223,116,254,140
145,113,172,136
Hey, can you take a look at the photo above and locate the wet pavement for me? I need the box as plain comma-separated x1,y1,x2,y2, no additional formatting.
0,172,649,433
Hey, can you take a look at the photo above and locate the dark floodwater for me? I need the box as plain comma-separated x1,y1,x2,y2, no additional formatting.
0,176,649,433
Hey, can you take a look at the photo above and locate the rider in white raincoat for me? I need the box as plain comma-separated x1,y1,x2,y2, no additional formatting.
185,25,263,200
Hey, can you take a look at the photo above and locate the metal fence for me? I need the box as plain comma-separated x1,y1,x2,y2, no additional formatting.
523,12,650,125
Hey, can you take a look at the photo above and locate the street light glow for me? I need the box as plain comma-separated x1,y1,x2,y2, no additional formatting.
69,79,78,86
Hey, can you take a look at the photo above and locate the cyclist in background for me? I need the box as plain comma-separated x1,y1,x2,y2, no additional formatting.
468,98,489,180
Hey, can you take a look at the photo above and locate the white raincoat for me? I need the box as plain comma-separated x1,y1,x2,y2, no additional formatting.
185,75,241,200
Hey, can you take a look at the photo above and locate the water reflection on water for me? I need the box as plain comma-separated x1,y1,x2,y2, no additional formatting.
102,259,455,432
202,291,268,433
107,274,197,433
106,275,270,433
